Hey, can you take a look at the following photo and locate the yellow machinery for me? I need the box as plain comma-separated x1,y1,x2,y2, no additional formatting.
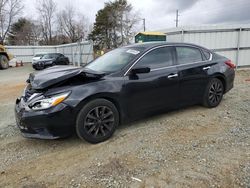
0,45,13,69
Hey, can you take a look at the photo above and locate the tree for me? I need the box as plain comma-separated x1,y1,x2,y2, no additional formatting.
57,5,88,43
7,18,39,45
36,0,56,45
89,0,139,50
0,0,23,44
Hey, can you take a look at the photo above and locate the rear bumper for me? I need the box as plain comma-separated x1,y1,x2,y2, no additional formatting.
15,98,75,139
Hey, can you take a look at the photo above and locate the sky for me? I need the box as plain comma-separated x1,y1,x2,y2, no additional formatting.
24,0,250,31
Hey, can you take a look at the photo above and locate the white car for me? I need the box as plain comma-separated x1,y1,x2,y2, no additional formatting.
32,53,48,64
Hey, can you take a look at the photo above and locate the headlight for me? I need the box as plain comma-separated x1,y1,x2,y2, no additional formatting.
29,92,70,111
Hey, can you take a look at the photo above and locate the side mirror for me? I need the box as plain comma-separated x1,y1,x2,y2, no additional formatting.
130,67,150,74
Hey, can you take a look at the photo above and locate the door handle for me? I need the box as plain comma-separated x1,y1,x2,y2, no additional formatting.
203,66,211,70
167,73,178,79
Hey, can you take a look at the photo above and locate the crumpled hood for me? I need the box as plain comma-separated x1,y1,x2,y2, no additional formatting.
28,66,104,90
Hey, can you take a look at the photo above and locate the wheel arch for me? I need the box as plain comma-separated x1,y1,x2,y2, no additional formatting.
211,73,226,93
75,93,123,124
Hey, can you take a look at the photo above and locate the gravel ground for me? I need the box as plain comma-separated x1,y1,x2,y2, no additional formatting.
0,65,249,188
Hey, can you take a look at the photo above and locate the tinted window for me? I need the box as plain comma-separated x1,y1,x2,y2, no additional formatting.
135,47,173,69
41,53,59,59
203,50,211,60
35,54,45,57
176,47,203,64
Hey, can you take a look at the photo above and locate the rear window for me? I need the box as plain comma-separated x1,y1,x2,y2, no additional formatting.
176,47,203,65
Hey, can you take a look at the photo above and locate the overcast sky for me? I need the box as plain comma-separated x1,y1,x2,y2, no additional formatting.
24,0,250,31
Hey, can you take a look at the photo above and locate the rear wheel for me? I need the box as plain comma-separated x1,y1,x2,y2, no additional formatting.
0,55,9,69
76,99,119,143
203,78,224,108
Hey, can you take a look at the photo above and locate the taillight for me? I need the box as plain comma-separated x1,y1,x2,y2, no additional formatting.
225,60,236,69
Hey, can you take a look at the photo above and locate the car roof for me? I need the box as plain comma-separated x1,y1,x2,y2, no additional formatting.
44,53,62,55
35,52,48,55
124,42,209,51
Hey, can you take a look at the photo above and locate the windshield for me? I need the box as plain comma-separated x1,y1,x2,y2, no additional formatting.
41,53,58,59
85,48,142,73
35,54,45,57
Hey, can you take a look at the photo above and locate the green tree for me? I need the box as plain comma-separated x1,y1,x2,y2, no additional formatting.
89,0,139,50
7,18,36,45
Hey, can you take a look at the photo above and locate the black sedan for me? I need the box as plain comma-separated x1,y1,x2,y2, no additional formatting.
15,42,235,143
32,53,69,70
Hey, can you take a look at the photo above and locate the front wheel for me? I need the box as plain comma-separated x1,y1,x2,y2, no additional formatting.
0,55,9,69
203,78,224,108
76,99,119,143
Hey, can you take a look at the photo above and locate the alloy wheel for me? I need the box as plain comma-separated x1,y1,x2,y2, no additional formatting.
208,81,223,105
84,106,115,138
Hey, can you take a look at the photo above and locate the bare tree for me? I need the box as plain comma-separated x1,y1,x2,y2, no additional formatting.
36,0,56,45
0,0,23,44
120,10,140,45
57,5,88,43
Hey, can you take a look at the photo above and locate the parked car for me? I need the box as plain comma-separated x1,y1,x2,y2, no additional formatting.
32,53,70,70
15,42,235,143
32,52,48,65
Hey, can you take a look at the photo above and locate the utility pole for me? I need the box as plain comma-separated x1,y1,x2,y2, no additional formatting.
143,18,146,31
175,9,180,27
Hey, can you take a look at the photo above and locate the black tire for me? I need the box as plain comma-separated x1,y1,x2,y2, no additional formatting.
203,78,224,108
76,99,119,143
0,55,9,69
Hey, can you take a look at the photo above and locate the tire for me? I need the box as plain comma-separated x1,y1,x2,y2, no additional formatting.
0,55,9,69
76,99,119,143
203,78,224,108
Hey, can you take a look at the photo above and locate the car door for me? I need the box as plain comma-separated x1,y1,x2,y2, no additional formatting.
175,46,214,105
123,46,180,117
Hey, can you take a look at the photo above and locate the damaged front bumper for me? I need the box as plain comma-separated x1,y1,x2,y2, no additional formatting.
15,97,75,139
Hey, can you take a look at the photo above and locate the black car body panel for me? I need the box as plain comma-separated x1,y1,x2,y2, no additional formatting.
15,42,235,139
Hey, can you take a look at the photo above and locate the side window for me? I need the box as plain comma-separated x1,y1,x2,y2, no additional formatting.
135,47,174,69
203,50,211,60
176,47,203,65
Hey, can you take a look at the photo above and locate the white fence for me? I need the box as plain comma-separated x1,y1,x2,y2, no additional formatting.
158,25,250,67
6,41,94,65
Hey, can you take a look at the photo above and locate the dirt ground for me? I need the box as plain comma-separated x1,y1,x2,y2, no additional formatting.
0,65,249,188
